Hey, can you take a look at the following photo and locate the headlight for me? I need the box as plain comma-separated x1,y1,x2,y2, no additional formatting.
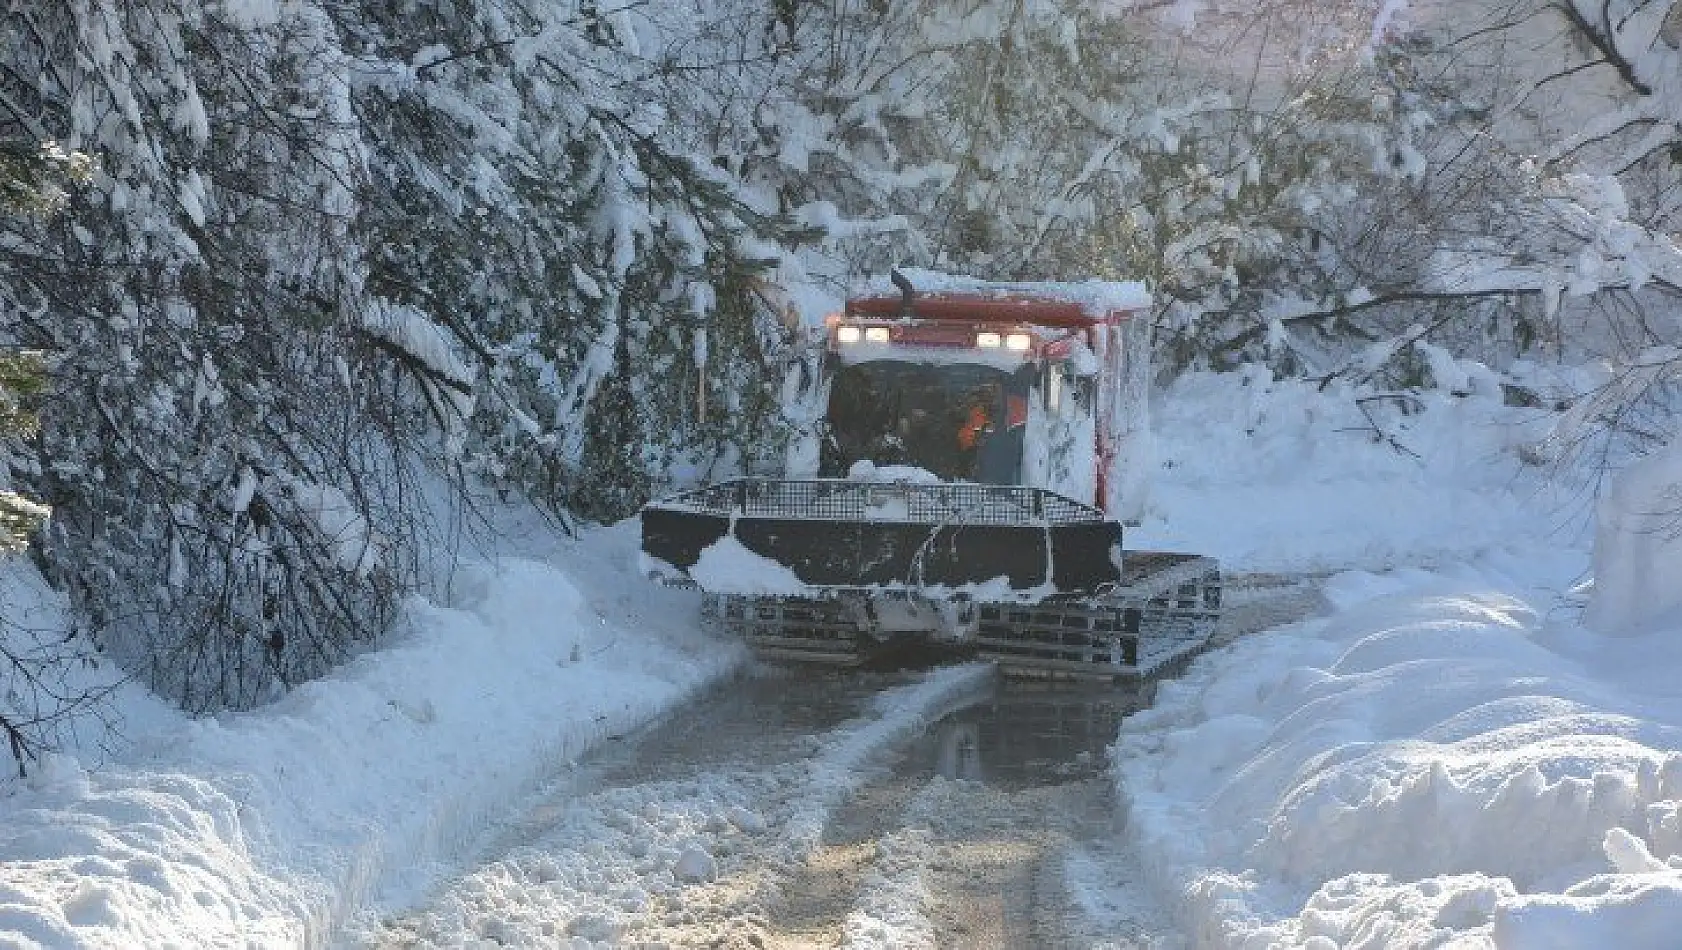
837,325,862,344
864,326,891,343
1005,333,1032,351
976,332,1002,348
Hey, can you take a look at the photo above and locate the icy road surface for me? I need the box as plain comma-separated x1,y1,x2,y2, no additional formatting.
348,581,1323,949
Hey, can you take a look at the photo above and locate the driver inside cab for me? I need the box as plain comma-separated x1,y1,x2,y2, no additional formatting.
956,401,991,453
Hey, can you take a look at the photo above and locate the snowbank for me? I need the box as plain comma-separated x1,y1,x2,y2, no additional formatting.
1131,369,1573,573
1114,554,1682,948
1586,437,1682,634
0,521,741,948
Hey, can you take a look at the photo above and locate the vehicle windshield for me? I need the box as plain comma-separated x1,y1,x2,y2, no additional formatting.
820,360,1034,483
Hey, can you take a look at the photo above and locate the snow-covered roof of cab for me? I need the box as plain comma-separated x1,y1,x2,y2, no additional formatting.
848,269,1151,326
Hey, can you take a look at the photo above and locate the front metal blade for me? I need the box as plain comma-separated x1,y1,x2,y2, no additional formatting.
640,478,1122,596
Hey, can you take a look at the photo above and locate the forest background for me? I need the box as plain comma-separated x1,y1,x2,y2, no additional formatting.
0,0,1678,767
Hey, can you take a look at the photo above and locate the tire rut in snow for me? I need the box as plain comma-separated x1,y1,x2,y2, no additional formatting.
900,776,1177,949
350,663,991,949
760,752,930,948
831,690,1166,950
829,577,1332,950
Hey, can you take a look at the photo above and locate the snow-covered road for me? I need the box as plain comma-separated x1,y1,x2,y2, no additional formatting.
348,665,1151,949
342,579,1327,949
347,663,995,947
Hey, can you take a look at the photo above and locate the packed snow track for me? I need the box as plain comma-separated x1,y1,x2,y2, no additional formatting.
345,578,1324,948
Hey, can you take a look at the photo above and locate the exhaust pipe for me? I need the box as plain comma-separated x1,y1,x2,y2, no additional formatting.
889,268,916,318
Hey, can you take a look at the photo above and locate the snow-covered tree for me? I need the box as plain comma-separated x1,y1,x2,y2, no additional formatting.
0,0,828,711
708,0,1521,372
0,130,107,775
0,141,94,218
1356,1,1682,461
0,1,423,710
342,0,819,521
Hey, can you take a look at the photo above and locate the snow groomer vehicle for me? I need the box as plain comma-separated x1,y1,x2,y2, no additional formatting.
641,270,1220,679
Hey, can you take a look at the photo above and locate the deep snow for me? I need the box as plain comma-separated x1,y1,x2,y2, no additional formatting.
1128,367,1581,573
1113,557,1682,949
0,520,743,948
2,363,1678,948
1110,370,1682,948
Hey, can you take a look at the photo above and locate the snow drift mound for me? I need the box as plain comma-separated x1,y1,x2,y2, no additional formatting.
1131,369,1570,573
0,521,741,948
1115,562,1682,949
1587,437,1682,634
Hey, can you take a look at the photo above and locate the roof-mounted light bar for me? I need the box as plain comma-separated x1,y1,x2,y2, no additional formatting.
833,322,1037,353
836,324,892,344
976,331,1033,350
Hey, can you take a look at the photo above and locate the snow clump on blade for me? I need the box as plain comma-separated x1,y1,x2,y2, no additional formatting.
689,535,807,595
